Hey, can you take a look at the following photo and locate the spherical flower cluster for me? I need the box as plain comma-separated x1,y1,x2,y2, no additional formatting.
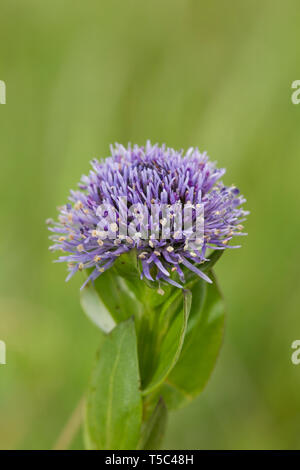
48,142,247,289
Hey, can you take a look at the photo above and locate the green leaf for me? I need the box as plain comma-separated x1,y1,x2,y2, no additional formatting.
85,317,142,450
138,397,168,450
202,250,224,272
81,268,142,329
141,289,192,396
80,281,116,333
162,272,225,409
159,382,191,410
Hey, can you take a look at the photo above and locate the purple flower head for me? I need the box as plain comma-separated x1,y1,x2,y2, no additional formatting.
48,142,248,289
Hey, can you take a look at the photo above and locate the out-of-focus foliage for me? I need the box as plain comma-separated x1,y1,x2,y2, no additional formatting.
1,0,300,449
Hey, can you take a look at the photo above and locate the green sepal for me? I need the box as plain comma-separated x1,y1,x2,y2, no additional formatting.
113,250,174,309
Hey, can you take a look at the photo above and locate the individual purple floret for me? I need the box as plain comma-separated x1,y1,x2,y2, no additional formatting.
48,142,247,289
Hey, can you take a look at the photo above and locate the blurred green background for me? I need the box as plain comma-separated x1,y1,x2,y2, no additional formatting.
1,0,300,450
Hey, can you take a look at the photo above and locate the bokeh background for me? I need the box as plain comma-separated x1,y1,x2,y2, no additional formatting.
1,0,300,450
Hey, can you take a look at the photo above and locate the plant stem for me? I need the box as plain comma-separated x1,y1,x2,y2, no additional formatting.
53,396,85,450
